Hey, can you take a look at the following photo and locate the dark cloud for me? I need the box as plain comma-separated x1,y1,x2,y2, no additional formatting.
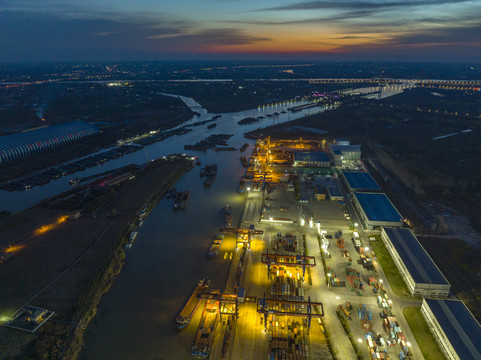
259,0,472,12
0,11,270,61
228,10,372,25
330,24,481,61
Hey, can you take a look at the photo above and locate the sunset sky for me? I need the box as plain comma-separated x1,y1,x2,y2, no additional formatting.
1,0,480,62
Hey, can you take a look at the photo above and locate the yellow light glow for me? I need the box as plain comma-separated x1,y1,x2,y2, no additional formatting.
34,215,69,236
4,244,24,253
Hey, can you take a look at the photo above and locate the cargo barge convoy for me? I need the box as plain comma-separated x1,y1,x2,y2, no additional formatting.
176,278,211,329
207,234,225,259
174,191,190,209
191,299,220,358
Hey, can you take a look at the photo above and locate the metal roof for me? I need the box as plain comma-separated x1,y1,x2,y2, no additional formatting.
354,192,402,223
328,186,342,197
343,171,381,191
0,121,98,163
425,298,481,360
294,152,331,163
383,228,449,285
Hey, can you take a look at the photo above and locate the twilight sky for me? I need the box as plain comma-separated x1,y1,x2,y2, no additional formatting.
1,0,481,62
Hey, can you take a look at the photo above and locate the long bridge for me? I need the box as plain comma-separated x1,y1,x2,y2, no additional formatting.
307,78,481,89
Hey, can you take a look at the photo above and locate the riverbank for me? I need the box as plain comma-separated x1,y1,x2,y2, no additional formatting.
0,157,189,359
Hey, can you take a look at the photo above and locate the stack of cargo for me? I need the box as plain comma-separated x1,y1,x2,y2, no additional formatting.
268,317,309,360
360,254,375,271
399,339,409,357
346,267,361,289
358,304,373,331
369,349,387,359
273,233,298,252
271,273,304,301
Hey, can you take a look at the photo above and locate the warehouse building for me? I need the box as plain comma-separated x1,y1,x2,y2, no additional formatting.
327,186,343,201
293,152,331,168
0,122,99,164
330,144,361,166
421,298,481,360
352,192,403,229
381,228,450,297
341,171,381,193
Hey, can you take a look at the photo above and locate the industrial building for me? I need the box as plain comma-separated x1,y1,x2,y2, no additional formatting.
330,144,361,166
327,186,343,201
341,171,381,193
293,152,331,168
421,298,481,360
381,228,450,297
0,121,99,164
352,192,403,229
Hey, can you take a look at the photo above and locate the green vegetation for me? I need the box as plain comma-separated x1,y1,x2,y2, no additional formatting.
369,239,411,298
336,308,363,360
403,306,446,360
419,237,481,321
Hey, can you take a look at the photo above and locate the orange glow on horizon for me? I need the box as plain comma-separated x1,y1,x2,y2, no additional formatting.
201,31,393,55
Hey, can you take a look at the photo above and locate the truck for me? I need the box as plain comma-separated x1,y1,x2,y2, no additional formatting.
237,287,245,303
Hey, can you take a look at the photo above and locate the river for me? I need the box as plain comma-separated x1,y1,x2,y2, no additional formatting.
54,96,326,360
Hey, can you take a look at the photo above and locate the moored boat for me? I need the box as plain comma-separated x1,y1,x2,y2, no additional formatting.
240,156,248,168
180,191,190,208
191,299,220,358
203,174,216,187
207,234,225,259
224,205,233,228
176,278,211,329
240,143,249,152
173,191,183,208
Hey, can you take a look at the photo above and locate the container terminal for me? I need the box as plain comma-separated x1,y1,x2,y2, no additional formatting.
176,136,438,360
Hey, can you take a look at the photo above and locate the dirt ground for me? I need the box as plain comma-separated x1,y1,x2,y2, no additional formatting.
0,160,186,327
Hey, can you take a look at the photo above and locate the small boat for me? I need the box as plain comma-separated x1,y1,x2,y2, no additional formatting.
166,187,176,198
207,123,217,129
240,143,249,152
200,168,205,177
129,231,138,243
203,174,216,187
207,234,225,259
180,191,190,208
69,177,81,186
196,159,201,166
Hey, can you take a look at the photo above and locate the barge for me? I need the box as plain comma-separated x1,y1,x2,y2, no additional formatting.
207,234,225,259
240,156,248,168
191,299,220,358
224,205,233,228
176,278,211,329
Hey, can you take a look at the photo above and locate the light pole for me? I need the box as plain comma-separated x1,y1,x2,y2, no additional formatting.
327,273,331,287
357,338,362,357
